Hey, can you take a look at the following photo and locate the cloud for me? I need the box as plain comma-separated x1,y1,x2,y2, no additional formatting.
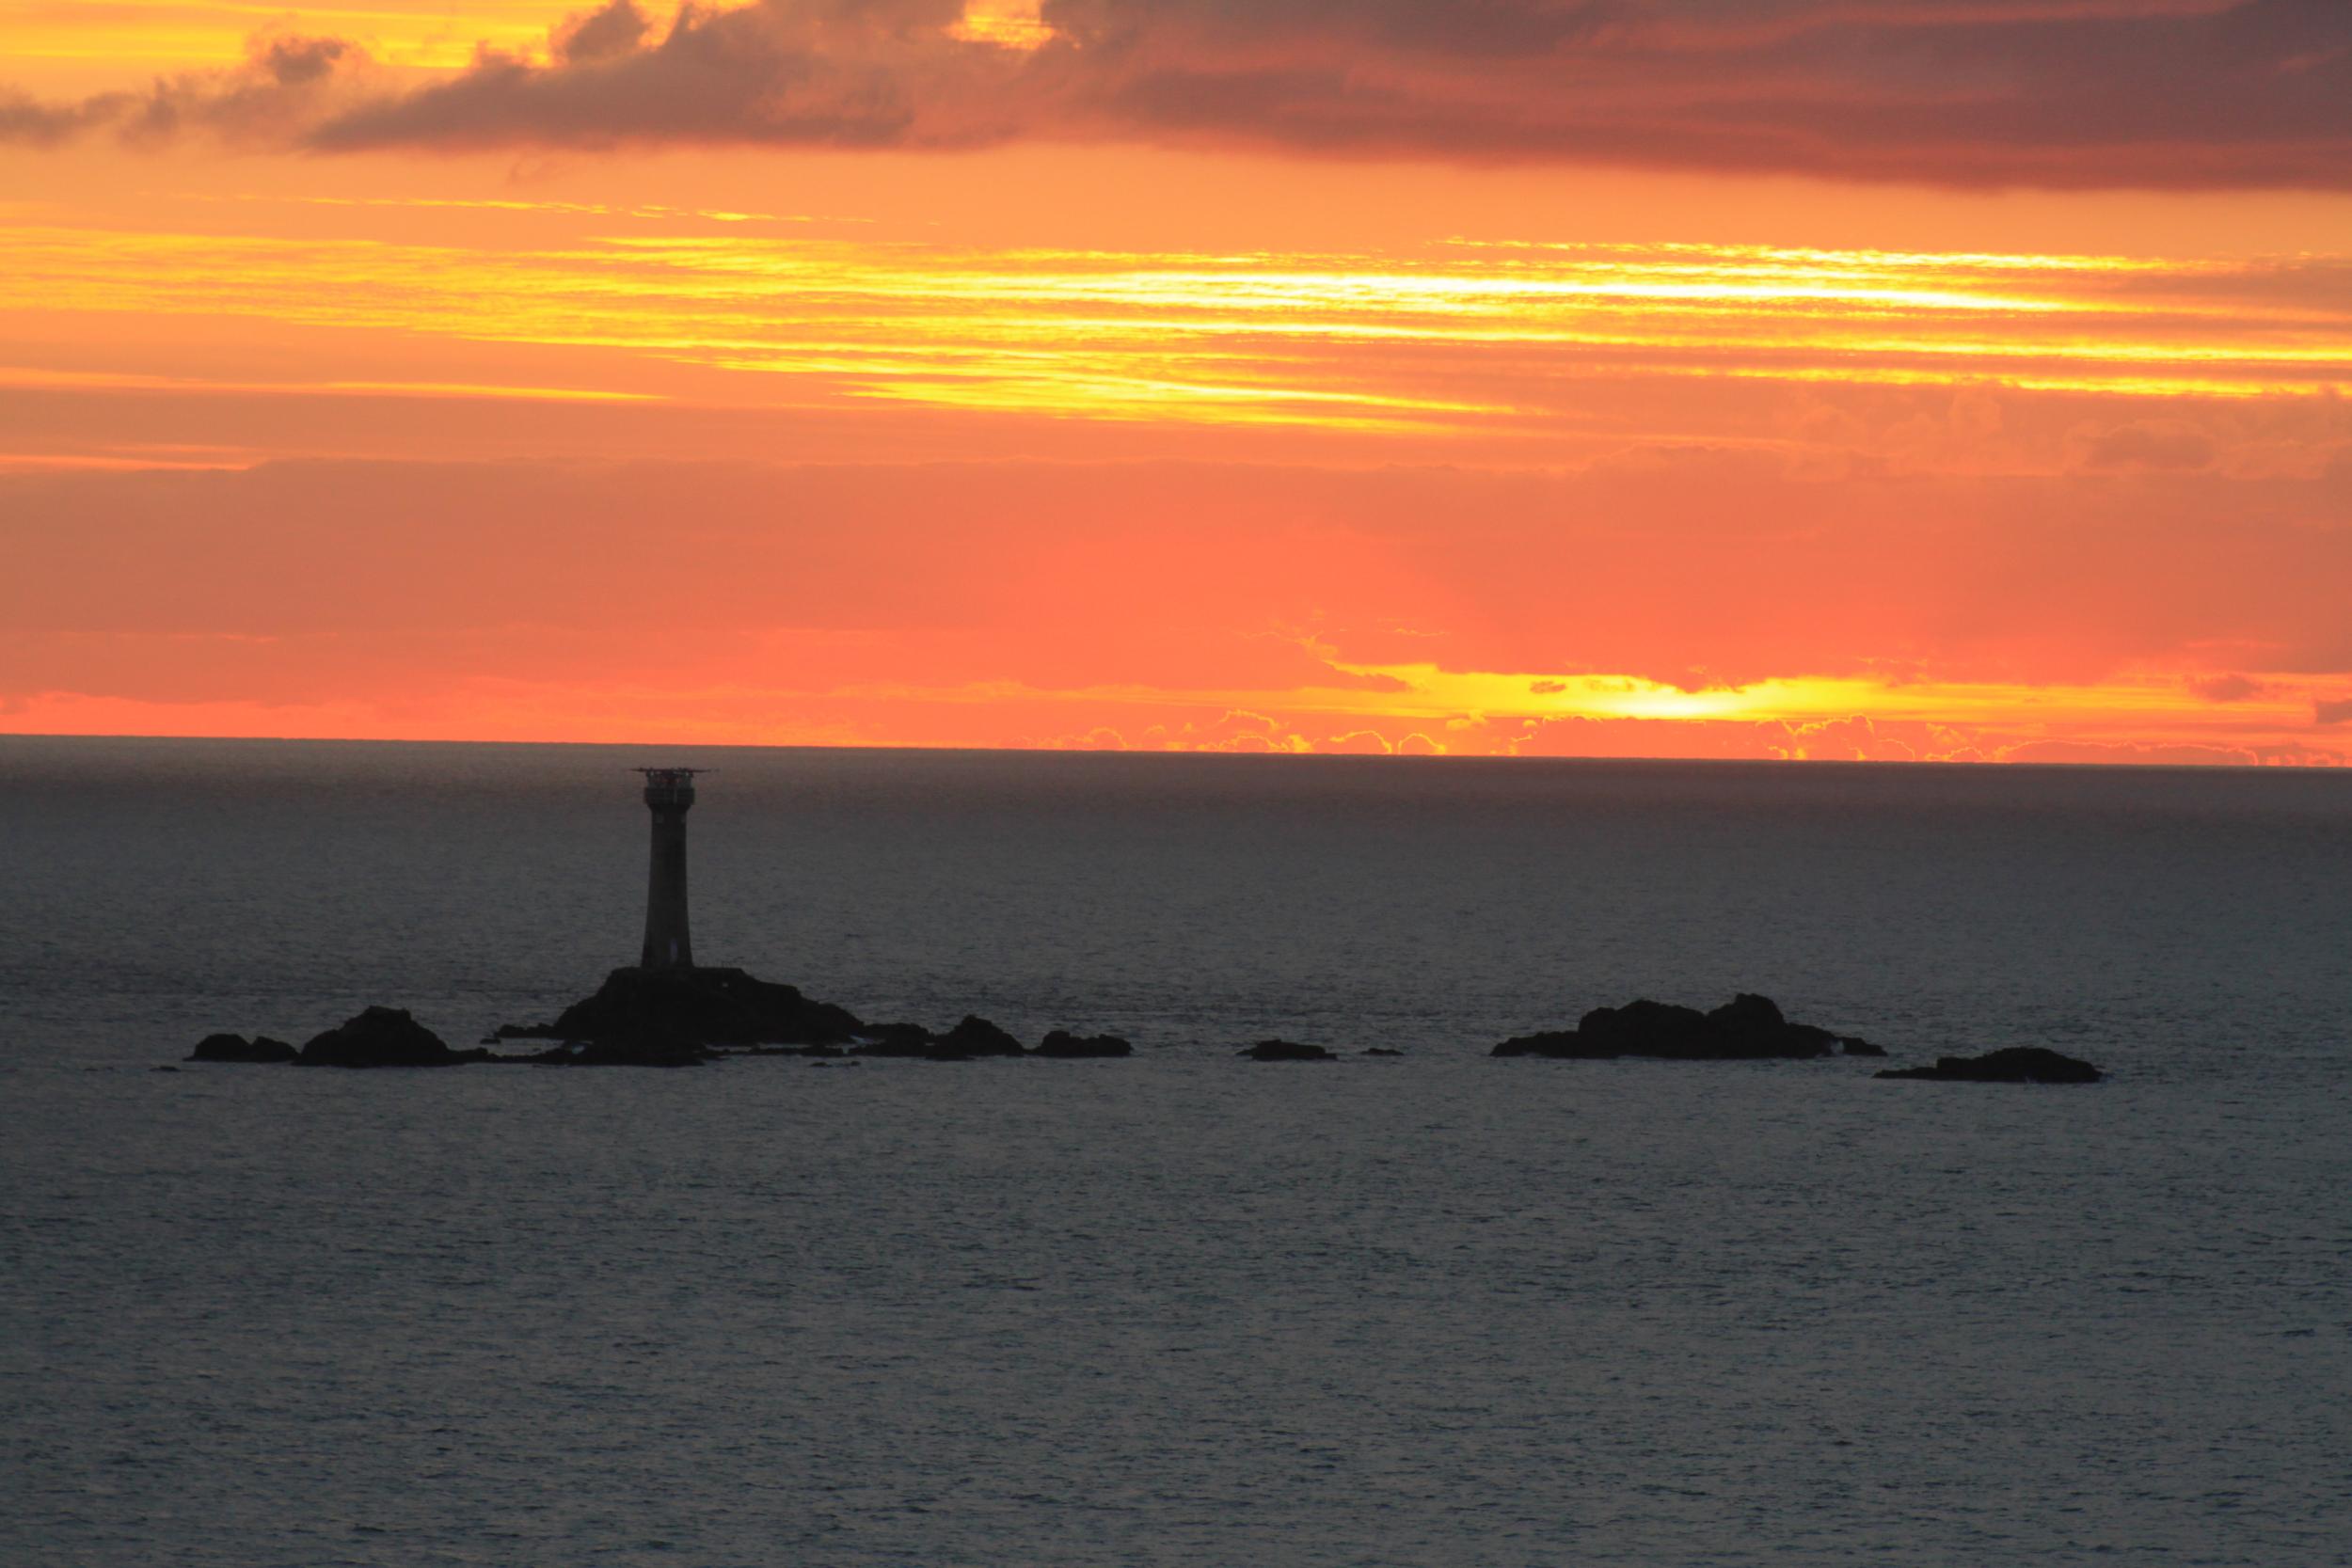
2316,696,2352,724
0,33,366,147
1996,737,2267,765
556,1,659,64
2192,673,2270,703
8,0,2352,187
2079,420,2219,472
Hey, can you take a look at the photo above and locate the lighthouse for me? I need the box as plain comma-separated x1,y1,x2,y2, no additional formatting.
635,768,703,971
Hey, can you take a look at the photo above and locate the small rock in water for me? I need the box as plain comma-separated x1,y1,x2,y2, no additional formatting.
1363,1048,1405,1056
1239,1039,1338,1062
186,1032,296,1065
294,1006,485,1069
1876,1047,2102,1085
931,1015,1026,1059
1492,992,1844,1061
1033,1030,1134,1058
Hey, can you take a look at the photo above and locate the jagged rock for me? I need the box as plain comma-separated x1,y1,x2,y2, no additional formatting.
295,1006,485,1069
187,1032,296,1064
1033,1030,1134,1058
847,1015,1025,1061
1841,1037,1888,1057
924,1016,1025,1061
1493,993,1844,1061
1877,1047,2102,1085
495,966,864,1048
940,1015,1025,1056
1239,1039,1338,1061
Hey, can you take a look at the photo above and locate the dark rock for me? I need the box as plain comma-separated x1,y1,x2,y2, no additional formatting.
1877,1047,2102,1085
1493,993,1842,1061
295,1006,485,1069
495,966,864,1049
151,1065,180,1073
1363,1048,1405,1056
1239,1038,1338,1062
1033,1030,1134,1059
1841,1037,1888,1057
1708,992,1786,1034
848,1016,1025,1061
934,1016,1025,1058
187,1032,296,1064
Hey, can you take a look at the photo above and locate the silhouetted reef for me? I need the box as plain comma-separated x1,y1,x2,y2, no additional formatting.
295,1006,488,1069
190,970,1150,1068
1240,1039,1340,1061
1493,994,1877,1061
1877,1047,2102,1085
187,1033,295,1064
489,969,1130,1063
495,966,862,1048
183,983,2099,1080
1034,1030,1135,1059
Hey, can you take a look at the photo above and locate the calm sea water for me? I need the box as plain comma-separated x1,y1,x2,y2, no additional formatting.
4,736,2349,1566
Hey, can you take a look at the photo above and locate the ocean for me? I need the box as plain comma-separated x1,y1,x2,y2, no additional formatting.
4,736,2348,1565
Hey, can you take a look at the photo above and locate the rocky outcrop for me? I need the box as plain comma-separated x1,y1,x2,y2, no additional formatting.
494,966,864,1048
1493,993,1876,1061
938,1015,1026,1057
848,1015,1027,1060
187,1033,296,1064
1876,1047,2102,1084
1033,1030,1134,1059
1239,1039,1338,1062
295,1006,485,1069
1363,1048,1405,1056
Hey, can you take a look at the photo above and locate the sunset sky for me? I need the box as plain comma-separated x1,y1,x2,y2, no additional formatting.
6,0,2351,762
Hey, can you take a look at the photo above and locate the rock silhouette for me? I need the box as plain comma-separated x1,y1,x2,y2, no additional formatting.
1877,1047,2102,1084
1239,1039,1339,1061
847,1016,1024,1060
295,1006,486,1069
494,966,864,1048
928,1015,1028,1060
1493,993,1875,1061
187,1032,296,1064
1034,1030,1135,1058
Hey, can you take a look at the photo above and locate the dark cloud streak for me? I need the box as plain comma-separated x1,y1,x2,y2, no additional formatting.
6,0,2352,189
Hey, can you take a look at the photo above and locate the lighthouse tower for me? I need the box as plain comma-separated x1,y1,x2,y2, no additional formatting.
635,768,703,971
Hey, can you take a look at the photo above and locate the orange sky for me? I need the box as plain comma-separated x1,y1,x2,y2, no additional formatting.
5,0,2352,763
